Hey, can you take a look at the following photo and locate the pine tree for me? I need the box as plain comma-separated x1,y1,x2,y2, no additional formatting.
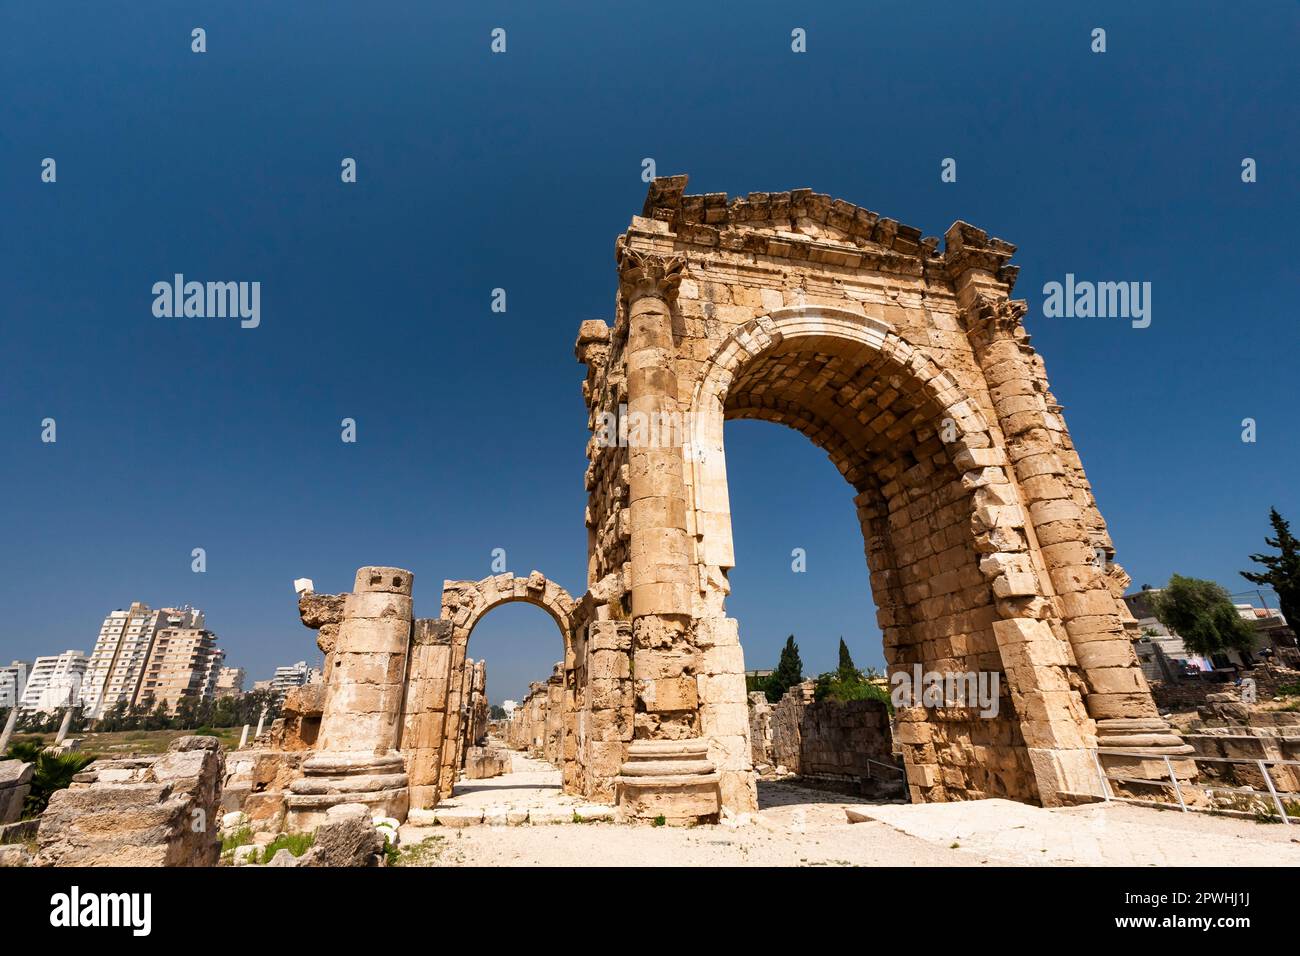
766,635,803,703
1241,507,1300,630
837,637,857,680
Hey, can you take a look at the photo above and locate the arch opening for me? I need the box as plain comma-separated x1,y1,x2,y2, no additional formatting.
689,309,1045,804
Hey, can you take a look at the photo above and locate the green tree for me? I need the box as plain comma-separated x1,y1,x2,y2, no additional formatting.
837,638,857,680
174,694,200,730
1241,507,1300,631
1152,575,1256,657
766,635,803,703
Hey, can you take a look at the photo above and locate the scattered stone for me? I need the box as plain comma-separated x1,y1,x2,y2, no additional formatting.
0,844,32,867
434,808,483,828
34,735,224,867
0,760,33,825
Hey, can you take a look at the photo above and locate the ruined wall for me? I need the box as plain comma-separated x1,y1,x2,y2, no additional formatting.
758,681,896,789
36,736,224,867
269,683,324,751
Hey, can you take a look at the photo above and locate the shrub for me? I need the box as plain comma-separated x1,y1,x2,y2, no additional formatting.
5,741,96,817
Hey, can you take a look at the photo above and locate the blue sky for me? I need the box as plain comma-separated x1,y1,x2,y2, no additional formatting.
1,2,1296,704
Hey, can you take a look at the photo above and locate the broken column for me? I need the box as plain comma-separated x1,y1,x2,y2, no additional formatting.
286,566,413,830
399,618,454,810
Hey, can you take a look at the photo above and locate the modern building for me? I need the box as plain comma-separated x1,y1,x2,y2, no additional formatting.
80,603,227,717
214,666,246,697
270,661,313,702
19,651,88,714
135,623,225,713
0,661,30,710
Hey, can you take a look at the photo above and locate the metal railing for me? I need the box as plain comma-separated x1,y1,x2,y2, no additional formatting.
1092,747,1300,825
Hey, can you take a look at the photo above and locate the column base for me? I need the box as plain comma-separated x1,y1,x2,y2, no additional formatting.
615,739,720,825
1094,717,1198,784
285,752,409,831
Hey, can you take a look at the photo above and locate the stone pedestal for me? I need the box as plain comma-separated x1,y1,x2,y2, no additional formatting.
615,739,720,825
286,566,414,831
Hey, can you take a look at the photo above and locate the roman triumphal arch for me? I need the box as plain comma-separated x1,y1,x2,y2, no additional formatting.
288,175,1189,829
574,175,1190,822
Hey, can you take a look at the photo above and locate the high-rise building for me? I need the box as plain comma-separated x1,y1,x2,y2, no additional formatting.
0,661,30,710
135,622,225,713
214,666,245,697
270,661,313,701
81,603,205,718
19,651,88,714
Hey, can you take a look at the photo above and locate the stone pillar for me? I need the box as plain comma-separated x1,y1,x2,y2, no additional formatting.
286,566,414,830
614,245,720,824
0,705,17,754
54,706,76,746
948,235,1191,778
437,631,469,798
400,618,453,810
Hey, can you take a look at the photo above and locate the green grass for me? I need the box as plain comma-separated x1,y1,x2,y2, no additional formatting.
221,826,254,860
259,831,314,864
391,836,446,867
14,726,244,757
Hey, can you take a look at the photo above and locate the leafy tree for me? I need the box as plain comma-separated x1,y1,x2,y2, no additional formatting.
766,635,803,703
1152,575,1256,657
1241,507,1300,631
174,694,200,729
489,704,507,720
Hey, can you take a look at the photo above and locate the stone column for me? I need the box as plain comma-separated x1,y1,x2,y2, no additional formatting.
400,618,453,810
947,234,1191,778
614,245,720,824
437,631,469,798
54,706,76,746
285,566,414,829
0,705,17,753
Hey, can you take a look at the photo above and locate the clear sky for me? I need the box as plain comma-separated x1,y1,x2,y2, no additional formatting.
2,3,1295,705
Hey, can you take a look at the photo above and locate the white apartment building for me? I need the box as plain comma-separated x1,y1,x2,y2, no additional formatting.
270,660,318,701
0,660,30,709
20,650,89,714
81,603,204,718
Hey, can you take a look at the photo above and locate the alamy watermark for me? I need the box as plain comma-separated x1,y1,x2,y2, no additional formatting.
1042,274,1151,329
152,275,260,328
890,664,1000,718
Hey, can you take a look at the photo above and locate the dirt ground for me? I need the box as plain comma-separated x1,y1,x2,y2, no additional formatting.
396,752,1300,867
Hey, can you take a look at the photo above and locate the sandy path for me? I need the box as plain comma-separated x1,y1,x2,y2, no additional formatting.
395,751,1300,867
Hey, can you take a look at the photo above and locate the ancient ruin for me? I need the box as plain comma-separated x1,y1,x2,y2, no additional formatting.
275,176,1189,828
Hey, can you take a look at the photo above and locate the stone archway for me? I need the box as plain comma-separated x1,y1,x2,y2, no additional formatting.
575,175,1191,824
685,305,1088,809
416,572,578,806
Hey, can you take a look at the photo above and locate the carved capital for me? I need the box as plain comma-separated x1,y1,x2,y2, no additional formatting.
966,293,1029,351
618,246,685,302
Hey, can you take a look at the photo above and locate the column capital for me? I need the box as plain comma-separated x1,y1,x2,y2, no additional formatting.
965,293,1029,350
618,246,686,301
